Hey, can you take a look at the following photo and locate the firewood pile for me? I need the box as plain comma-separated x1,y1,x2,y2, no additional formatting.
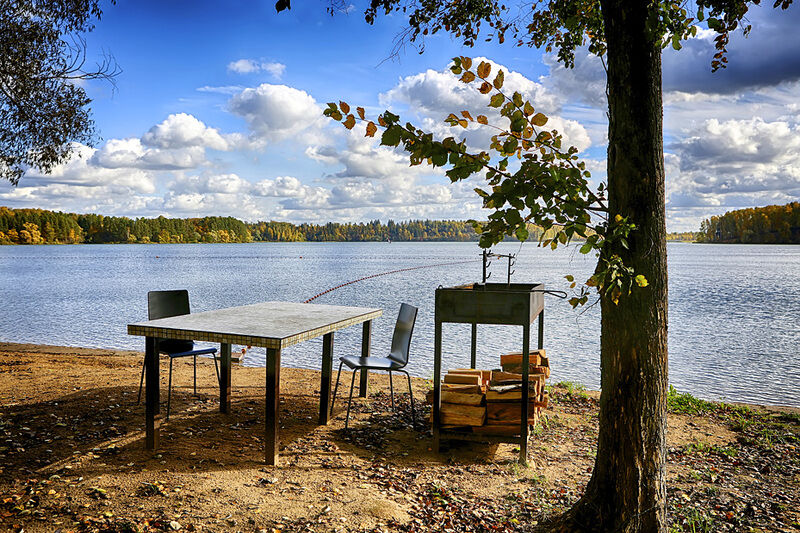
428,350,550,435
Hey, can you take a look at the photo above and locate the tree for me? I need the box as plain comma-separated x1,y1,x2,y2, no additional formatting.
0,0,117,184
282,0,794,530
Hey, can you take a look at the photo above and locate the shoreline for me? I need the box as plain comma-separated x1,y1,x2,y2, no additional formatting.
3,341,797,412
1,342,798,531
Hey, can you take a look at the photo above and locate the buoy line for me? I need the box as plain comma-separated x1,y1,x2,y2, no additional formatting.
302,259,478,303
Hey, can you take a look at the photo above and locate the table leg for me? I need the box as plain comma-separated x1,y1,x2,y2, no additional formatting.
319,332,334,425
520,325,530,465
265,346,281,465
359,320,371,397
145,336,160,450
220,343,231,414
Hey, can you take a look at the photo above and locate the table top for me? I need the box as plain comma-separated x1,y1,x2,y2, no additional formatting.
127,301,382,349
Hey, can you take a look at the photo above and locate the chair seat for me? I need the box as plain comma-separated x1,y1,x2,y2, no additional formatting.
339,355,403,371
165,347,218,358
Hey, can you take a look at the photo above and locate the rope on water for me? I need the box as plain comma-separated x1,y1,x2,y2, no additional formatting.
303,259,477,303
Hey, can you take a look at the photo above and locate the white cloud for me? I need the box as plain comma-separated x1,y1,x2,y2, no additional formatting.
381,58,591,152
228,83,326,144
227,59,287,80
227,59,261,74
91,138,207,171
141,113,233,151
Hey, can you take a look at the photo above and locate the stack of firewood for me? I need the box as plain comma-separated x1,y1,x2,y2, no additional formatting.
438,368,490,427
430,350,550,435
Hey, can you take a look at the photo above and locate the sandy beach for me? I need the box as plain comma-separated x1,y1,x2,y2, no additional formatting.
1,342,798,532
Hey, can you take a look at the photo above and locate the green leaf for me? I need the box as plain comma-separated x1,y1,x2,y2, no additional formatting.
635,275,649,287
381,126,402,146
579,241,593,254
515,225,529,242
489,93,504,108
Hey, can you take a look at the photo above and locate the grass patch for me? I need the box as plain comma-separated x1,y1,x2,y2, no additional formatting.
682,441,738,457
553,381,589,400
667,386,718,415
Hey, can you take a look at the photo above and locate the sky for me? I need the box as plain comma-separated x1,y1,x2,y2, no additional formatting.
2,0,799,232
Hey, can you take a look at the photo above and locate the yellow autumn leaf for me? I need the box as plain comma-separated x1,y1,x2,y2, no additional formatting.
461,110,473,121
476,115,488,125
365,121,377,137
460,71,476,83
339,101,350,114
479,81,492,94
531,113,548,127
461,56,473,69
343,114,356,130
477,61,491,79
356,107,365,120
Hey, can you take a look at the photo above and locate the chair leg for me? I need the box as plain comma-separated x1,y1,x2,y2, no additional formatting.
345,367,357,430
401,370,416,430
137,357,146,404
388,371,395,411
212,353,220,385
331,361,344,414
193,355,197,395
167,358,174,420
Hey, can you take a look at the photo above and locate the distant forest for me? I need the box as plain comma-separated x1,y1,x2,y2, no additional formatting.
697,202,800,244
0,206,489,244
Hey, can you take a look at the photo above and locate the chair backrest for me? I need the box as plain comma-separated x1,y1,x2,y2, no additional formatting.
148,290,191,320
388,303,418,366
148,290,194,353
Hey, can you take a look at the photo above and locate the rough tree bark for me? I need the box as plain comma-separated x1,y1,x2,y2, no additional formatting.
549,0,670,531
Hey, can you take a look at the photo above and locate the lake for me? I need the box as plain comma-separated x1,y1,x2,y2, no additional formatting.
1,242,798,407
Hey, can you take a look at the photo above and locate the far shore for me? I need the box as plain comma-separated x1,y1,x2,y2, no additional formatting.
1,341,798,531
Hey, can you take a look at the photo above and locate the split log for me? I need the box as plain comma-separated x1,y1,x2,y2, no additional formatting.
440,403,486,426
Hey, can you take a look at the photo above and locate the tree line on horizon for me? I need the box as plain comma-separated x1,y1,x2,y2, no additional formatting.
0,206,494,244
697,202,800,244
6,205,796,246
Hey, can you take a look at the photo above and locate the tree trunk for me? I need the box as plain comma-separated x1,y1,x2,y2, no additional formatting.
548,0,669,531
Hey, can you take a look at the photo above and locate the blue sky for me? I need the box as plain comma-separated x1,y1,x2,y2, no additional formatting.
2,0,799,231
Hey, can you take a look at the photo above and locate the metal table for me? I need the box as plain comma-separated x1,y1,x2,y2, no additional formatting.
128,301,382,465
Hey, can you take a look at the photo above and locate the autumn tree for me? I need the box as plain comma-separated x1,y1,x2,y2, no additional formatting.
281,0,795,530
0,0,117,184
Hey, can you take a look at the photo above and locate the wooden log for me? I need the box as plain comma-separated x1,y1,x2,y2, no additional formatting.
486,402,538,423
444,373,482,385
449,368,492,382
501,363,551,378
441,391,485,406
440,403,486,426
442,383,483,394
489,373,545,388
500,350,545,367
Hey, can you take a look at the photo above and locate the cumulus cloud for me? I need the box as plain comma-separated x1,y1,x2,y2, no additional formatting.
381,58,591,152
664,117,800,229
227,59,286,79
142,113,233,151
91,138,207,171
228,83,326,144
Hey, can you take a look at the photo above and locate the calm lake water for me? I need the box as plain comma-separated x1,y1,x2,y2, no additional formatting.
1,242,798,407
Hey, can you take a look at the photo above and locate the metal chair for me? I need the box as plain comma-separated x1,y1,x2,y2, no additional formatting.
137,290,219,419
331,303,418,429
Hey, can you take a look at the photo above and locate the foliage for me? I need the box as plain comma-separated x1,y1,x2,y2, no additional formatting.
697,202,800,244
0,0,117,184
666,231,700,242
325,57,648,306
667,386,721,415
0,206,534,244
